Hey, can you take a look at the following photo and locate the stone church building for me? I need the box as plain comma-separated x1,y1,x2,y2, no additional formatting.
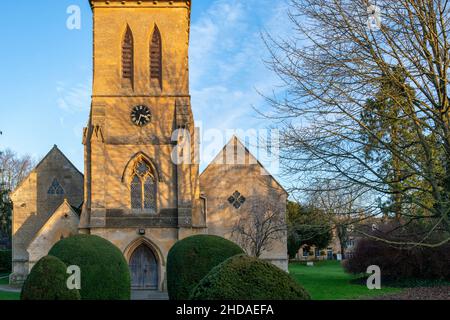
10,0,288,292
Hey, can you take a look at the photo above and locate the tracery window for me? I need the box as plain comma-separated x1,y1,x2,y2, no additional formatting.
130,160,157,212
48,179,64,195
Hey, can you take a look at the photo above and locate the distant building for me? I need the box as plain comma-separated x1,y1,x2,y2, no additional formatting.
294,218,382,261
296,237,359,261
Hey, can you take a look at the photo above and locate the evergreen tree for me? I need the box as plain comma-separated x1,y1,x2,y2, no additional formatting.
361,67,435,219
287,201,332,258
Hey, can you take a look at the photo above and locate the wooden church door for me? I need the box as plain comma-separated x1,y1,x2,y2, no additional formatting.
129,245,158,290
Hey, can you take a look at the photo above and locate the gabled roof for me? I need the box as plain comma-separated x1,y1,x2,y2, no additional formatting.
28,199,80,246
71,202,84,217
200,135,288,195
10,145,83,198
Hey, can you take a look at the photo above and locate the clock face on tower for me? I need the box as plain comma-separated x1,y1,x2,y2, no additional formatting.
131,105,152,127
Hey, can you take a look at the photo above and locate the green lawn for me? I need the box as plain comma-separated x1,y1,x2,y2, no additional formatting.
0,291,20,300
289,261,403,300
0,263,407,301
0,274,20,300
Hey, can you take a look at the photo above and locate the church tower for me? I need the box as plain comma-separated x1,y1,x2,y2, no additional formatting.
80,0,205,290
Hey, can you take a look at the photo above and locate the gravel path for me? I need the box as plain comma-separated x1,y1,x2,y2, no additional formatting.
371,286,450,300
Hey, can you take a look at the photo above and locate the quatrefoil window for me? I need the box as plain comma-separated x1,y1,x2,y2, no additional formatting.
228,191,246,209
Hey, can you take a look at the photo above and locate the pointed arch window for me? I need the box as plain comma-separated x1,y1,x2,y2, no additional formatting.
131,175,142,209
150,25,162,88
143,178,156,210
130,159,157,212
48,178,64,195
122,26,134,84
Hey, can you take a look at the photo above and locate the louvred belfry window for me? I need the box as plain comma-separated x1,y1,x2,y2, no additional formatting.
122,26,134,84
150,25,162,88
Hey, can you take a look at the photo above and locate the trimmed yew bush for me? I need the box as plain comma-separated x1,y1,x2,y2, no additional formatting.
190,255,311,300
49,234,130,300
167,235,244,300
21,255,80,300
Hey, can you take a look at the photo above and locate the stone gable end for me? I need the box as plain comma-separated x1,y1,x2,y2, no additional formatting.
10,146,83,283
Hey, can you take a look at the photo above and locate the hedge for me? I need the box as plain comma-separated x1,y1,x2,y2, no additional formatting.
167,235,244,300
0,250,11,273
49,234,130,300
190,254,311,300
21,255,81,300
344,238,450,281
344,221,450,281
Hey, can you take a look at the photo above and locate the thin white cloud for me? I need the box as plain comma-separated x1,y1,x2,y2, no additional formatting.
189,0,292,172
190,0,247,84
192,86,255,130
56,82,90,114
190,0,291,132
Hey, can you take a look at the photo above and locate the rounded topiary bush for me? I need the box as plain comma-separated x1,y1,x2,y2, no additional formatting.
167,235,244,300
48,234,130,300
190,255,311,300
21,255,80,300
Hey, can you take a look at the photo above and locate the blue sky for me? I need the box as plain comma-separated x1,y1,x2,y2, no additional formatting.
0,0,290,175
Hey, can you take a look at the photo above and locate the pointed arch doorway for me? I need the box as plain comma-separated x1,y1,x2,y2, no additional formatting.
129,244,159,290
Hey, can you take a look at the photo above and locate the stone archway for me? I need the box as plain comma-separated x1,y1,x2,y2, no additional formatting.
124,237,165,292
129,244,158,290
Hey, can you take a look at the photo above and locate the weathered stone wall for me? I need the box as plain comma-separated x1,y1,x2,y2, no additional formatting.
82,1,205,293
83,0,202,230
10,147,83,283
10,172,37,282
200,138,289,271
27,201,80,270
91,1,190,97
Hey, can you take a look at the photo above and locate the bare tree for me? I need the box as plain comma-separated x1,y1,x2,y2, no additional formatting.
263,0,450,247
0,149,35,191
0,148,35,242
232,199,287,258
